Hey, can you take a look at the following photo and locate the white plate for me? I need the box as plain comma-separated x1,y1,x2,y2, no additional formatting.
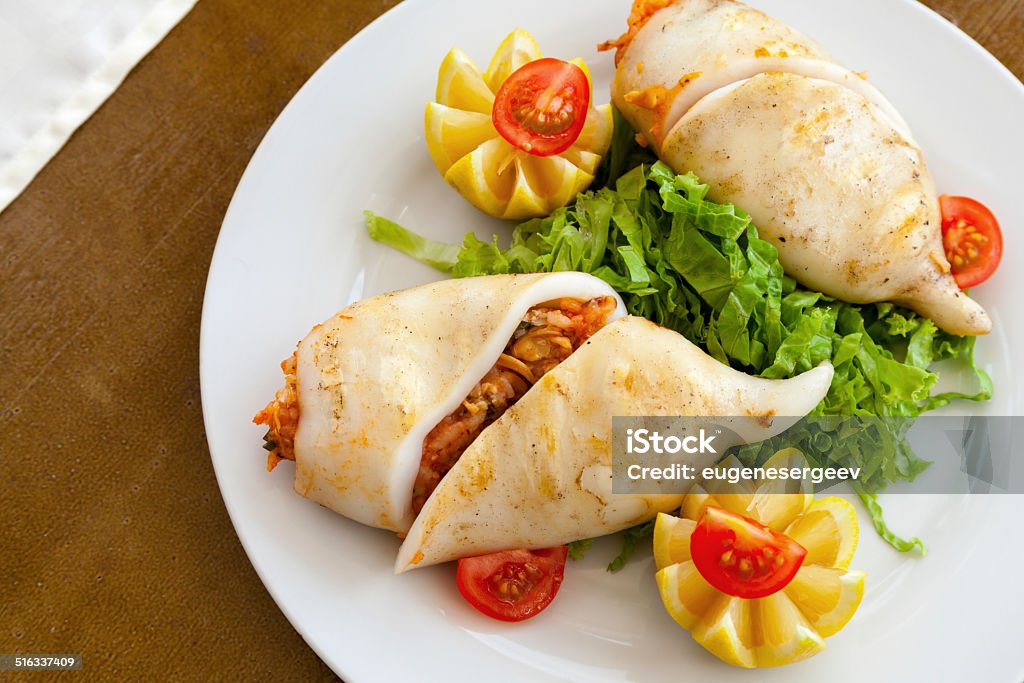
200,1,1024,680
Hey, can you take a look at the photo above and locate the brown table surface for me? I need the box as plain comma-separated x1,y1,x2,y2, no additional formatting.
2,0,1021,680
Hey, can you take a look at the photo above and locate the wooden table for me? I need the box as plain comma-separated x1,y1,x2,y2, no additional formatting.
2,1,1020,679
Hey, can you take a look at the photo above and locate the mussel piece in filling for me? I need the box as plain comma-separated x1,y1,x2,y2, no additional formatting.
412,296,618,513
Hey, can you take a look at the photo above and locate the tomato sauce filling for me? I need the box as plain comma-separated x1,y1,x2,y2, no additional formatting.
255,296,618,492
254,352,299,472
412,296,618,514
597,0,675,65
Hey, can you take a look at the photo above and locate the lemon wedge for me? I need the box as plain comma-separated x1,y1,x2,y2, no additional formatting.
784,497,860,569
744,592,827,667
784,565,866,637
690,597,759,668
656,560,723,631
424,103,495,175
483,29,543,92
426,29,613,219
435,48,493,114
653,512,696,570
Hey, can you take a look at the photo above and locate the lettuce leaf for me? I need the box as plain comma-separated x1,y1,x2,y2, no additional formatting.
606,519,655,572
567,538,593,562
365,212,459,272
854,487,926,555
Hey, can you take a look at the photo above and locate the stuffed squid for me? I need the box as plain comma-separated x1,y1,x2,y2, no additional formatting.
605,0,990,336
254,274,834,570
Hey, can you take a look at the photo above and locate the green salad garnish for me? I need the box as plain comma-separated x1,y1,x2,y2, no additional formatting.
366,111,991,559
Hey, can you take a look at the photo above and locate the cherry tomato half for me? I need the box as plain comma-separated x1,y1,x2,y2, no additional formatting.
690,506,806,600
456,546,567,621
940,195,1003,289
492,58,590,157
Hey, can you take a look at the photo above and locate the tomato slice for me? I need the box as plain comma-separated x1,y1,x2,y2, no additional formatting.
940,195,1003,289
492,58,590,157
456,546,567,621
690,506,806,600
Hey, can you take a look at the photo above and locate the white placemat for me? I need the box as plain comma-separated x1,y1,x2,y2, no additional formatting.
0,0,198,213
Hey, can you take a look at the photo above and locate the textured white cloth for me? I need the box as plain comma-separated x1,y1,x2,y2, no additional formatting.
0,0,197,212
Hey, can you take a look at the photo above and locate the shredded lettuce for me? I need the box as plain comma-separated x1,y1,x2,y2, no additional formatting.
606,519,654,572
567,538,594,562
366,113,990,557
366,213,460,273
855,487,927,555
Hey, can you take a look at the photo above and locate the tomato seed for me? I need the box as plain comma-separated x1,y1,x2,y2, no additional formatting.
737,558,753,579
